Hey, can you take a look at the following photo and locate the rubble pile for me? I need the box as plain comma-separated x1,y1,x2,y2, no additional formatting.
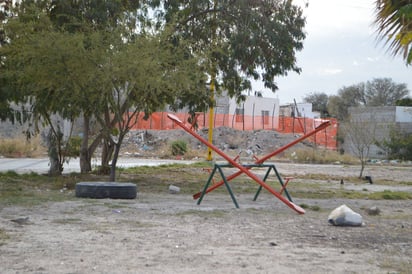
121,127,307,158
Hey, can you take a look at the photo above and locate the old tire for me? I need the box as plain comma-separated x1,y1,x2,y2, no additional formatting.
75,182,137,199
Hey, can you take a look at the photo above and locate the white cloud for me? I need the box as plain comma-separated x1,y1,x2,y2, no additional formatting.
253,0,412,104
367,56,380,62
317,68,343,76
301,0,372,36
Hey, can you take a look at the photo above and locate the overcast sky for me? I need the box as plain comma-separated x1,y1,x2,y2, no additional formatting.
254,0,411,104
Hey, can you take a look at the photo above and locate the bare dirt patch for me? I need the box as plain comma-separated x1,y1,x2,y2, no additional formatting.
1,163,411,273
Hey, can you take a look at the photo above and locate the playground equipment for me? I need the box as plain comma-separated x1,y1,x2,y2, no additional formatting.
168,114,332,214
192,119,332,200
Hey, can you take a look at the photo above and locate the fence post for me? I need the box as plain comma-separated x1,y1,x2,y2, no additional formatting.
252,103,255,130
213,108,216,128
304,116,306,134
242,103,245,131
272,103,276,130
262,112,264,130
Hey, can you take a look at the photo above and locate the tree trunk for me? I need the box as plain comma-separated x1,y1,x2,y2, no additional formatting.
359,161,365,178
49,158,62,175
100,138,114,174
109,138,123,182
47,128,63,176
80,114,92,173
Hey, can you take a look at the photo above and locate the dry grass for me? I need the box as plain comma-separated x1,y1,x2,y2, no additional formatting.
0,136,46,158
287,147,358,164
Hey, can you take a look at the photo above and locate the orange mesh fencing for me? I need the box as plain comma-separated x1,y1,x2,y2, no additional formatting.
127,111,338,150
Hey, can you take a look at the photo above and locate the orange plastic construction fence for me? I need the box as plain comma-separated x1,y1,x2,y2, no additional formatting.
127,111,338,150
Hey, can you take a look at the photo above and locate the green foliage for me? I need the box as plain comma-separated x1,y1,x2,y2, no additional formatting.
376,128,412,160
396,97,412,106
1,0,211,179
327,84,364,121
64,136,82,157
171,140,188,156
303,92,329,117
374,0,412,65
149,0,306,97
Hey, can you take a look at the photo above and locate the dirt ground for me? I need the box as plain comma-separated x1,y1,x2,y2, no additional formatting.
1,163,411,274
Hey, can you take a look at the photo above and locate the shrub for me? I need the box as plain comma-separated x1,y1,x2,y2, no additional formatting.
171,140,187,156
63,136,82,157
376,128,412,161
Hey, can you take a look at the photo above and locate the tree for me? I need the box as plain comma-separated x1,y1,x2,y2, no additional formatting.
47,0,144,174
303,92,329,117
44,0,210,177
374,0,412,65
327,78,409,120
327,84,365,121
0,0,14,122
149,0,306,97
364,78,409,106
1,0,209,179
396,97,412,106
2,1,141,174
342,109,380,178
1,3,90,174
97,27,208,181
2,0,306,179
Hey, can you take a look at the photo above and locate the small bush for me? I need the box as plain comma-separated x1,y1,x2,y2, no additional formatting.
63,136,82,157
376,128,412,161
171,140,187,156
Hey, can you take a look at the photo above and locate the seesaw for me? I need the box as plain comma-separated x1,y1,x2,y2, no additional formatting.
192,120,332,200
167,114,331,214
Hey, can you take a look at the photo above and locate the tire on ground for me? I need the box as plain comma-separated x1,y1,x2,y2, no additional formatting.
75,182,137,199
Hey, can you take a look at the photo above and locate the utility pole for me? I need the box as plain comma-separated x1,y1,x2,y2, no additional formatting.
207,0,217,161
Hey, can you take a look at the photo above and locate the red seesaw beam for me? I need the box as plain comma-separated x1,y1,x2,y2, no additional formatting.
167,113,306,214
192,120,332,200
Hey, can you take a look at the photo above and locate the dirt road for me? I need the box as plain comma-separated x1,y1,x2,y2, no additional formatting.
1,190,411,273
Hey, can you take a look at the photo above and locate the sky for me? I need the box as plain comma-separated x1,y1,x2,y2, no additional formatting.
253,0,412,104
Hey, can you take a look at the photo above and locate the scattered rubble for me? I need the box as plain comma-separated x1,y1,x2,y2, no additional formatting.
121,127,308,158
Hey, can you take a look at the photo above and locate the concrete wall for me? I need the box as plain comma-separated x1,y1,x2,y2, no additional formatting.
396,107,412,122
344,106,412,159
279,103,318,119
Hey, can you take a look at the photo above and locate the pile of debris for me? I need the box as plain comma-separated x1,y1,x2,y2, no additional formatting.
121,127,308,158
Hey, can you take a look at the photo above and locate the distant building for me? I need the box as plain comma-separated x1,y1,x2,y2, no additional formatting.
279,102,319,119
344,106,412,159
228,93,280,130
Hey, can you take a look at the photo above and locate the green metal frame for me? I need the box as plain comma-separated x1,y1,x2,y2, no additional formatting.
197,163,293,208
